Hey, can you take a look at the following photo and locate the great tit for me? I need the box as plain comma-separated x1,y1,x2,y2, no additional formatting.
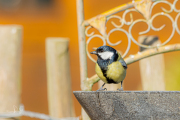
90,46,127,91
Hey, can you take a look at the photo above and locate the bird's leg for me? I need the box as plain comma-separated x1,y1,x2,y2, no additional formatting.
117,81,123,91
96,83,107,91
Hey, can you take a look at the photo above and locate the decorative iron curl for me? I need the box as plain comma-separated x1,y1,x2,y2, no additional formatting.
122,9,136,25
85,26,95,37
86,35,106,63
107,28,131,58
107,15,124,28
151,12,175,46
173,0,180,13
149,0,173,15
173,0,180,35
175,13,180,34
129,12,175,48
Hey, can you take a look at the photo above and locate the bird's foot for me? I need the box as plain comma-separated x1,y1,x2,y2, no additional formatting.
117,87,123,91
96,87,107,91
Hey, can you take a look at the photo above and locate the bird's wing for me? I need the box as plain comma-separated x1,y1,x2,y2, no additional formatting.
119,58,127,69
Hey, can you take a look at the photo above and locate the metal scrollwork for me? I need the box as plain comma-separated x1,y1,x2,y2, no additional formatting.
107,28,131,58
175,13,180,34
85,0,180,62
107,15,124,28
86,35,106,63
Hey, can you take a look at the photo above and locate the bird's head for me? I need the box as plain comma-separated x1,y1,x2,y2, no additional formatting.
90,46,118,60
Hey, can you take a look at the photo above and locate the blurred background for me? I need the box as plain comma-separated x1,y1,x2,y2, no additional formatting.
0,0,179,120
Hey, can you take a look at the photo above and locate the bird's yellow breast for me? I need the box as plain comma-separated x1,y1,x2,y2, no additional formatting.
95,61,126,84
95,63,107,83
106,61,126,83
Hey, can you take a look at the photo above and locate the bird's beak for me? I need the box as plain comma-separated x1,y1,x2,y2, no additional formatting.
90,51,97,55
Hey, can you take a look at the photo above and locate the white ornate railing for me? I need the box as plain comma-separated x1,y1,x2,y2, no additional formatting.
85,0,180,63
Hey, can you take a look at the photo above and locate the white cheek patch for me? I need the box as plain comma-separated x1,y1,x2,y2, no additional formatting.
98,51,114,60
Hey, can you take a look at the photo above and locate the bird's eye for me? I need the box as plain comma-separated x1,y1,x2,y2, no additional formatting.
98,49,104,53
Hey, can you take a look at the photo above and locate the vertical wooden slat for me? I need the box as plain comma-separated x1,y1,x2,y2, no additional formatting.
0,25,22,120
76,0,90,119
76,0,88,84
46,38,75,118
139,35,165,90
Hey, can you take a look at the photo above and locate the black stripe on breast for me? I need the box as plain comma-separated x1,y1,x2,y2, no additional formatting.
97,58,118,84
101,69,117,84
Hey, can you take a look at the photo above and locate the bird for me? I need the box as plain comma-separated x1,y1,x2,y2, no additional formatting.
90,46,127,91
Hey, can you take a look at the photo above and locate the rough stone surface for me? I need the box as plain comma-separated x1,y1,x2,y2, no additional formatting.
73,91,180,120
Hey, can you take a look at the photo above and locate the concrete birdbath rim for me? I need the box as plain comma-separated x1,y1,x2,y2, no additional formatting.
73,91,180,93
74,91,180,120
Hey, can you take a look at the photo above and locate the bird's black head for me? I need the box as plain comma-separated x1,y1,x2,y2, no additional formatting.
90,46,118,61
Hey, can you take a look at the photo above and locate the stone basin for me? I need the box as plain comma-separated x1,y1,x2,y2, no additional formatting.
73,91,180,120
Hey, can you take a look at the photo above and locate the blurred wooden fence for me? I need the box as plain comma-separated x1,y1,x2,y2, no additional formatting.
0,30,78,119
46,38,75,118
0,25,22,120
